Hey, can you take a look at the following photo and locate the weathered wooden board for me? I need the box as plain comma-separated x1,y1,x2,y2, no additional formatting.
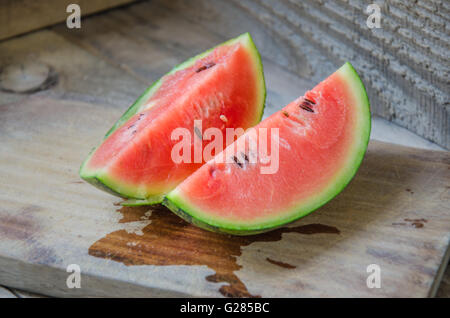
0,96,448,297
0,29,146,108
436,261,450,297
0,286,16,298
0,0,137,41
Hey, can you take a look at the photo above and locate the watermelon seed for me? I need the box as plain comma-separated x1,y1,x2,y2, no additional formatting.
220,114,228,123
282,111,289,117
241,152,249,162
304,98,316,105
196,62,216,73
127,124,136,130
232,155,243,168
299,103,314,113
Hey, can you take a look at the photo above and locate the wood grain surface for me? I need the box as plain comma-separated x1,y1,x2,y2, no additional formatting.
0,96,448,297
0,0,137,41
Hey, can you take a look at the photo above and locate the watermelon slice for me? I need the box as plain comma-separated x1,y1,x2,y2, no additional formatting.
164,63,371,235
80,33,265,202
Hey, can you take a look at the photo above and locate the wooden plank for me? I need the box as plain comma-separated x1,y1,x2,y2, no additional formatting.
0,0,137,41
436,261,450,298
371,117,444,152
11,289,46,298
0,96,448,297
0,286,17,298
0,286,44,298
0,29,146,108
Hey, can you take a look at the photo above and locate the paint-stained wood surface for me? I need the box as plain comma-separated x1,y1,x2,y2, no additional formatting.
0,96,448,297
0,0,449,297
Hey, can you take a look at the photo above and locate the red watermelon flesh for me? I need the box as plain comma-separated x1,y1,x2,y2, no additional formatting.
80,33,265,201
164,63,371,235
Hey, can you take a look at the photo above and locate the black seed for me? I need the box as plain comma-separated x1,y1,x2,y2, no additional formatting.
232,155,243,168
196,62,216,73
241,152,249,162
282,111,289,117
127,123,136,130
304,98,316,105
299,103,314,113
196,66,207,73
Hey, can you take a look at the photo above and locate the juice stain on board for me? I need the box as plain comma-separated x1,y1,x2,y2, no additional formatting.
89,205,340,297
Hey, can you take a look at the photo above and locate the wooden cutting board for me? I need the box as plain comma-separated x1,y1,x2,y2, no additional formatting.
0,96,448,297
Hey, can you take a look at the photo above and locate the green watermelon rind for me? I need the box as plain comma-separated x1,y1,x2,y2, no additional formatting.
120,195,165,206
163,62,371,235
79,33,266,200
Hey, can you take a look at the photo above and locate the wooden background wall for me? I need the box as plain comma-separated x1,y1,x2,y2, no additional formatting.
0,0,136,40
160,0,449,148
0,0,449,148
